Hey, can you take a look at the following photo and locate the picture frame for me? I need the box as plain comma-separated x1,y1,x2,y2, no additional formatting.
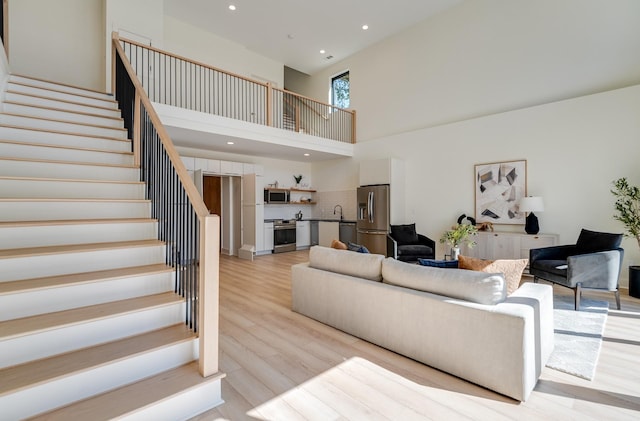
474,160,527,225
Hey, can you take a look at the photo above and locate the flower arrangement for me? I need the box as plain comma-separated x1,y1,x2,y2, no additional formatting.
293,174,303,185
440,223,478,248
612,177,640,249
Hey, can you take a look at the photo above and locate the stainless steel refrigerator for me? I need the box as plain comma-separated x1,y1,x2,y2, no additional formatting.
356,184,390,255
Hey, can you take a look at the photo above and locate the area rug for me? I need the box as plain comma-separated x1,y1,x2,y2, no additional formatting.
546,295,609,380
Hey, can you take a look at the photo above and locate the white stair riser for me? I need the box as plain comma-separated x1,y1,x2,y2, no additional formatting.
3,102,124,128
0,126,131,152
8,83,118,109
0,114,128,140
4,92,121,118
0,271,174,320
0,301,185,368
0,244,164,282
0,178,144,199
0,339,197,421
0,142,133,165
0,159,139,181
0,200,150,221
9,75,114,101
0,221,157,249
123,379,223,421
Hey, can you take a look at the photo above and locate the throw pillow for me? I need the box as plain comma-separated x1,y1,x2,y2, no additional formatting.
347,242,370,253
575,229,623,254
458,255,528,295
390,223,419,244
417,258,459,268
330,239,347,250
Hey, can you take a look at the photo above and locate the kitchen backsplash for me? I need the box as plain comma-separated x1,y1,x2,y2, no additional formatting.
263,190,357,221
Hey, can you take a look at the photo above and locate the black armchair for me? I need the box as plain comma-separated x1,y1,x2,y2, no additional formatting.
529,229,624,310
387,223,435,262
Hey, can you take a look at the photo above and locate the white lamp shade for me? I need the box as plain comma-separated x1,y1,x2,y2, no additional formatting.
519,196,544,212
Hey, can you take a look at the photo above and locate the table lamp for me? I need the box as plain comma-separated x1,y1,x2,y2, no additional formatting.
519,196,544,234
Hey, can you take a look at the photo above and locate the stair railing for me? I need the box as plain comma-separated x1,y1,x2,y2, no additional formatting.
112,33,220,378
115,34,356,144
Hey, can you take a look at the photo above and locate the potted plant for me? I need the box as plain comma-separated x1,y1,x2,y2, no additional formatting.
293,174,303,187
611,177,640,298
440,223,478,260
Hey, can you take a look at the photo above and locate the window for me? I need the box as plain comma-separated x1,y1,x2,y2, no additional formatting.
331,71,350,109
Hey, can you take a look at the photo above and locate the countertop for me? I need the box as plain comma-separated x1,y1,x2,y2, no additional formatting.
264,218,356,224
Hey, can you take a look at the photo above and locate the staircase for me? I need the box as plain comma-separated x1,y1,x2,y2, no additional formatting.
0,75,223,420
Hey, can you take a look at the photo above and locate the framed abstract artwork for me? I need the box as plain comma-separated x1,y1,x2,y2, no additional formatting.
474,160,527,225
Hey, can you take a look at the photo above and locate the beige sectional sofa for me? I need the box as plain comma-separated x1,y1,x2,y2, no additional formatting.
291,246,554,402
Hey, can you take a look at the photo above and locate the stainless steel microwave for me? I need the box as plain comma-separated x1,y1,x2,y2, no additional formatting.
264,189,289,204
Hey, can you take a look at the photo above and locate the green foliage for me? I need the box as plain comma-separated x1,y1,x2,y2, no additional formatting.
293,174,303,184
611,177,640,248
440,223,478,248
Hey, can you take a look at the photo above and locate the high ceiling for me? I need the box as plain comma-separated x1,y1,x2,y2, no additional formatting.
163,0,462,75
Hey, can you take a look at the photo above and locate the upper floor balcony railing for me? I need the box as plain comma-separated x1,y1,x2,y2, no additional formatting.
116,35,356,144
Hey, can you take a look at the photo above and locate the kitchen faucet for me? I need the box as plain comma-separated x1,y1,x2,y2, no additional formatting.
333,204,343,220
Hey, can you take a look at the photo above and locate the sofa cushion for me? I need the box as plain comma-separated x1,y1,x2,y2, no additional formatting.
458,255,528,295
418,258,459,268
381,258,507,305
330,239,348,250
309,245,384,281
347,242,370,253
575,229,623,254
391,223,419,244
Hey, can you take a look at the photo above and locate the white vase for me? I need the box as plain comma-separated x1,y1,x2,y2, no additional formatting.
451,246,460,260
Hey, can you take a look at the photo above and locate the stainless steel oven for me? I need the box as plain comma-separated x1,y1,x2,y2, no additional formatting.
273,219,296,253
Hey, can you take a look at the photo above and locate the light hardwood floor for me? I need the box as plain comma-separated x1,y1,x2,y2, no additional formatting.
195,250,640,420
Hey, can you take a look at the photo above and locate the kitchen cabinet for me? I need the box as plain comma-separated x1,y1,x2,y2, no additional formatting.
318,221,340,247
296,221,311,250
262,222,274,253
461,231,558,260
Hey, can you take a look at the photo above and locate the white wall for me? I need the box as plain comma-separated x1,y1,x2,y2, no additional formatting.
163,16,284,88
344,84,640,287
302,0,640,142
9,0,104,91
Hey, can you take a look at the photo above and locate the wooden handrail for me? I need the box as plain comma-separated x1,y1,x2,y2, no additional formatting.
112,32,219,378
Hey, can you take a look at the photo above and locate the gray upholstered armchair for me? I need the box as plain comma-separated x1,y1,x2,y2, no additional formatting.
529,229,624,310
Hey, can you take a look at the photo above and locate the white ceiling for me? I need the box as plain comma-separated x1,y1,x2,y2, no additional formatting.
163,0,462,75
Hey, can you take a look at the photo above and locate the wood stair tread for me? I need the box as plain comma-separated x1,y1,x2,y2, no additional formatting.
0,264,173,296
0,198,149,203
0,239,163,260
11,74,114,97
27,363,225,421
0,292,182,340
0,156,137,168
0,138,134,155
0,324,195,396
0,176,142,184
0,112,127,132
4,101,122,121
0,124,129,142
0,218,156,227
8,81,118,105
5,91,119,113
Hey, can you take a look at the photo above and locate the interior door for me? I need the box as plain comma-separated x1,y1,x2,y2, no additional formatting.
203,176,222,216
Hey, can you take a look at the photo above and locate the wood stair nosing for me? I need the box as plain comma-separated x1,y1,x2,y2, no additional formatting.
0,175,142,185
5,90,120,114
0,124,130,143
10,74,114,99
8,81,118,106
0,138,134,156
27,363,225,421
0,198,149,204
0,217,156,228
0,292,183,341
0,264,173,296
0,239,163,260
0,156,138,169
0,112,127,133
0,324,195,396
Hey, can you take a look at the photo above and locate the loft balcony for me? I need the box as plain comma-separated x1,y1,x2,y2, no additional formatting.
118,36,355,161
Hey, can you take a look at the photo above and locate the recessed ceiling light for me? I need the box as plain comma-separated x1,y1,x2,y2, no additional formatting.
304,153,310,156
227,141,234,145
228,5,236,11
362,24,369,30
319,49,325,54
